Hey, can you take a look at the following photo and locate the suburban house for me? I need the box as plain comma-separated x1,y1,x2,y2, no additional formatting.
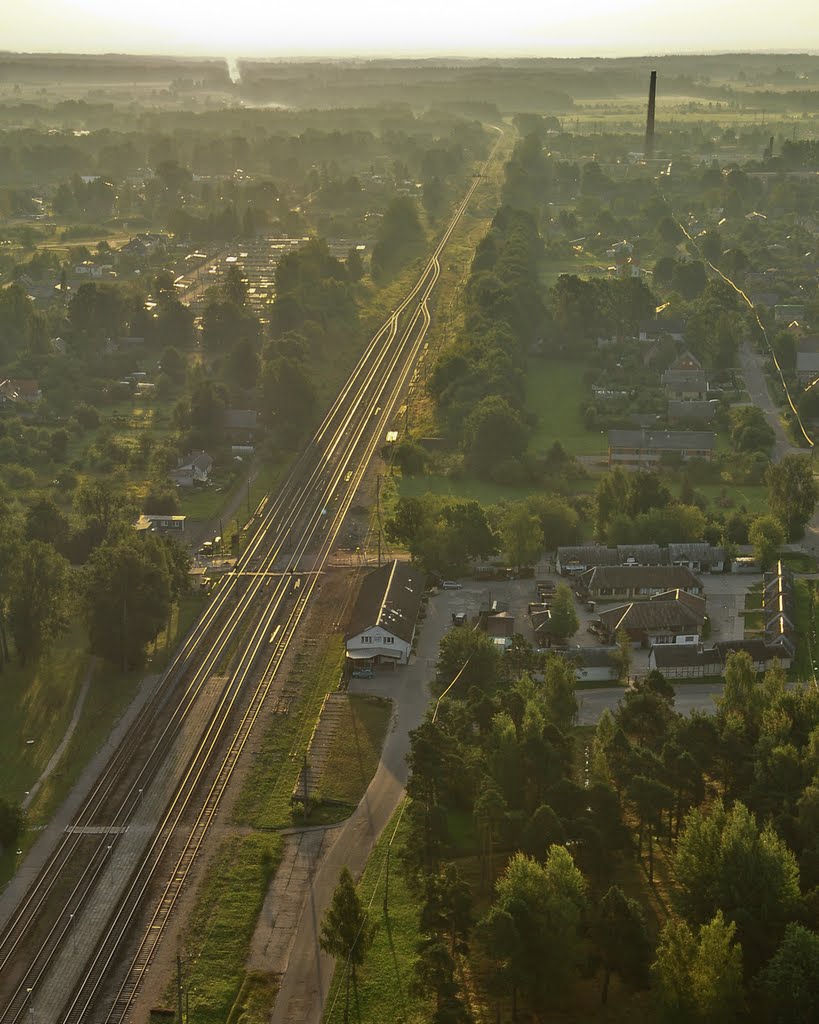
796,351,819,387
598,597,705,647
774,304,805,324
133,514,187,534
224,408,259,443
572,647,620,683
763,562,796,650
345,559,424,667
0,378,41,406
168,451,213,488
648,639,792,678
487,612,515,639
713,638,794,673
661,352,710,401
638,317,686,343
531,608,553,643
577,565,704,601
648,643,722,678
608,428,716,466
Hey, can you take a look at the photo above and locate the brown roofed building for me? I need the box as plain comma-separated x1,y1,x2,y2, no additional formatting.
579,565,704,601
599,598,705,647
345,560,424,666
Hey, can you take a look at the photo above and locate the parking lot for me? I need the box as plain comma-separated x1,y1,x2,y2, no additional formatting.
441,567,762,678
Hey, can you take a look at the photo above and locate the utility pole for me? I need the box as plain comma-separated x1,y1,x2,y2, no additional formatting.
383,842,391,914
177,954,184,1024
302,754,310,819
376,475,382,568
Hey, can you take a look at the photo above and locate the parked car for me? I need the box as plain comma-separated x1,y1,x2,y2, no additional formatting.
351,667,374,679
441,581,462,590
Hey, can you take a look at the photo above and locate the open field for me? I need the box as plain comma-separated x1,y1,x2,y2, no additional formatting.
526,359,603,456
399,471,540,505
694,482,768,515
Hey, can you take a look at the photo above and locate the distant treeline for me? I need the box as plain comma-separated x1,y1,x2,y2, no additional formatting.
0,52,231,85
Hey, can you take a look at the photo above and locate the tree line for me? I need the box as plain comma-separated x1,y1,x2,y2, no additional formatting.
321,630,819,1022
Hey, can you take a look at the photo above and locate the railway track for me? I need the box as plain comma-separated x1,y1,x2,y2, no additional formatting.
0,130,502,1024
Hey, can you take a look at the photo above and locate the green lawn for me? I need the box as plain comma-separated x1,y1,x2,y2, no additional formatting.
525,359,604,457
24,593,207,829
694,483,768,514
778,551,818,574
793,579,816,682
399,472,541,505
1,592,209,885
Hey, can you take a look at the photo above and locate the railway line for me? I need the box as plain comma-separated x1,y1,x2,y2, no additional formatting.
0,129,502,1023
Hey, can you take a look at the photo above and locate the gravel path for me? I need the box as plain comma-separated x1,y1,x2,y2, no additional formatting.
21,657,96,812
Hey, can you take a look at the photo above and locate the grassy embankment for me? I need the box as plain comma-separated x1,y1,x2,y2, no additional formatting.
0,591,205,885
163,637,392,1022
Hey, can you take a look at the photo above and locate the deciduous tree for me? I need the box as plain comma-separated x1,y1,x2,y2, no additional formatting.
674,799,800,970
547,583,579,642
500,504,543,570
8,540,70,665
652,911,744,1023
766,455,819,541
759,922,819,1024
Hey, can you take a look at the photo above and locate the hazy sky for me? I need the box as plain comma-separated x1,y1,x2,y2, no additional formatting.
4,0,818,57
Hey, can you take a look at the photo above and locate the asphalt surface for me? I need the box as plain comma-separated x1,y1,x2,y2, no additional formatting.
577,681,724,724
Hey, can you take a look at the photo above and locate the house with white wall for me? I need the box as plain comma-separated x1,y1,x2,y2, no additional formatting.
345,560,424,667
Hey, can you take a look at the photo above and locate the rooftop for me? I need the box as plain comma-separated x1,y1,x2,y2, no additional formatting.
599,599,704,633
608,428,716,452
346,560,424,645
580,565,703,592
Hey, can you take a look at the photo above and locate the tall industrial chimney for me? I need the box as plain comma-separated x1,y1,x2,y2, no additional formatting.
645,70,657,159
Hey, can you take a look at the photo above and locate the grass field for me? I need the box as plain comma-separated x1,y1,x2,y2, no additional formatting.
694,482,768,514
525,359,603,456
0,592,207,885
399,472,540,505
26,593,206,820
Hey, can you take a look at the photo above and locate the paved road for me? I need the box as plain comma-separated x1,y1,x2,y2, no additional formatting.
737,341,819,556
269,592,454,1024
577,681,724,724
738,342,799,461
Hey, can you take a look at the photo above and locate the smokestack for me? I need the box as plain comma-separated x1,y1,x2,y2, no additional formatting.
645,70,657,159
